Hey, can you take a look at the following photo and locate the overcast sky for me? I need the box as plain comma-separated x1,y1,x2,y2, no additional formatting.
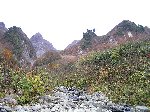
0,0,150,50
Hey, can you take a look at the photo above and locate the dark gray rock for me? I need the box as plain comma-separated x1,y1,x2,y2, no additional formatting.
0,106,12,112
105,104,132,112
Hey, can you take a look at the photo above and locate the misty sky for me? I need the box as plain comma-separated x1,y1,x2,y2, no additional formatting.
0,0,150,50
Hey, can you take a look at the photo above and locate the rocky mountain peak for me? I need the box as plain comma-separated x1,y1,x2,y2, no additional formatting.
63,20,150,55
0,22,5,29
0,26,36,67
30,33,56,58
0,22,7,31
117,20,140,31
30,32,43,42
107,20,145,37
118,20,135,26
65,40,80,49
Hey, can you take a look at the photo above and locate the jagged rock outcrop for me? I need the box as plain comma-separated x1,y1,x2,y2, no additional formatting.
63,29,97,55
65,40,80,49
0,22,7,39
63,20,150,55
107,20,145,37
30,33,56,58
0,26,36,67
0,22,7,53
0,22,7,31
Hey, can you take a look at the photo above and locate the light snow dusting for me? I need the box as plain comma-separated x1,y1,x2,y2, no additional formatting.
128,32,133,37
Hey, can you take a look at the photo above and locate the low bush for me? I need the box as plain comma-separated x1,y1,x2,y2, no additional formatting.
74,40,150,106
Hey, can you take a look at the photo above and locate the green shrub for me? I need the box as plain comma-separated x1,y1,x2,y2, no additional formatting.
0,68,46,105
75,40,150,106
34,51,61,66
81,29,96,50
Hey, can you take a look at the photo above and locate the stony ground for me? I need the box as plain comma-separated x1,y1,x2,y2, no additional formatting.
0,86,149,112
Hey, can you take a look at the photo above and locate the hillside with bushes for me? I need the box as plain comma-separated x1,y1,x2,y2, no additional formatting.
63,20,150,55
75,39,150,106
0,25,36,68
0,20,150,111
51,38,150,106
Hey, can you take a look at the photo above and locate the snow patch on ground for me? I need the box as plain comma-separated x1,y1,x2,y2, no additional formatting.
128,32,133,37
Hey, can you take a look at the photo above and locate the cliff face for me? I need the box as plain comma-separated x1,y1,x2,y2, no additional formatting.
0,22,7,53
0,22,7,39
0,25,36,67
30,33,56,58
0,22,57,67
0,22,7,31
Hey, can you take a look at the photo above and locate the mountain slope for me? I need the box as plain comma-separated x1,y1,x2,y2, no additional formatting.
75,39,150,106
63,20,150,55
30,33,56,58
0,22,7,53
65,40,80,49
0,25,36,67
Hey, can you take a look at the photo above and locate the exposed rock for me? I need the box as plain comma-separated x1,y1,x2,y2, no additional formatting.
0,86,149,112
65,40,80,49
0,23,37,68
64,20,150,55
107,20,146,37
0,94,17,105
0,22,7,31
30,33,56,58
0,22,7,41
135,106,150,112
0,105,11,112
1,26,36,67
